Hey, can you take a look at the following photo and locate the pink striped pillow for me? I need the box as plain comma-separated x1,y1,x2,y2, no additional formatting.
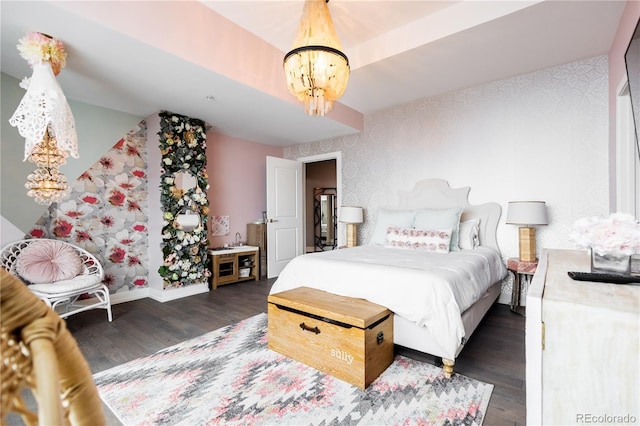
16,240,83,284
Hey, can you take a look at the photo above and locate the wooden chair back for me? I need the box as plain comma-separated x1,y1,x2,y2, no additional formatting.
0,268,105,425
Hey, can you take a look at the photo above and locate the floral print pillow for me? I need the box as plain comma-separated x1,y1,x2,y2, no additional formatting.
384,226,452,253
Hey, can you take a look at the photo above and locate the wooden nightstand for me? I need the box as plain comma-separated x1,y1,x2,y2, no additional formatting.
507,257,538,315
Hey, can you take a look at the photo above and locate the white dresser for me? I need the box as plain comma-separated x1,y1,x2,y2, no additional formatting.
526,249,639,425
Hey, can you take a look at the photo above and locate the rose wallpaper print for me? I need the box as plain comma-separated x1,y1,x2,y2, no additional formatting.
28,121,149,294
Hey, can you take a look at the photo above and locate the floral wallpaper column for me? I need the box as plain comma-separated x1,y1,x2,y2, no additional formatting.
157,111,210,289
28,121,149,293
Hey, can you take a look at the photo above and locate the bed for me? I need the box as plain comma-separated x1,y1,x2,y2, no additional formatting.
269,179,508,377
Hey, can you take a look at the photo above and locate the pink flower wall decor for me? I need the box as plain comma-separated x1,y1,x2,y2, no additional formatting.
157,111,210,289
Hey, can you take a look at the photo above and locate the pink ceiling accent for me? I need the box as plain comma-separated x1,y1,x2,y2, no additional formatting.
52,0,363,132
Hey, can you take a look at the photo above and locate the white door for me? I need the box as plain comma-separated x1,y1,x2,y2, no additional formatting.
266,156,304,278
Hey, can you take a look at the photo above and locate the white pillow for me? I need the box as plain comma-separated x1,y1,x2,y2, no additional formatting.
458,219,480,250
369,208,416,245
412,207,463,251
384,226,452,253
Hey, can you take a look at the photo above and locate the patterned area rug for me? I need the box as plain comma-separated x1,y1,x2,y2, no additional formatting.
94,313,493,425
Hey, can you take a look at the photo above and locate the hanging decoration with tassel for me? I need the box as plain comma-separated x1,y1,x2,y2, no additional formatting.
8,32,78,205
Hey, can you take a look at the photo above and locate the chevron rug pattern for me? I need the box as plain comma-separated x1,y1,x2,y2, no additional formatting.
94,313,493,425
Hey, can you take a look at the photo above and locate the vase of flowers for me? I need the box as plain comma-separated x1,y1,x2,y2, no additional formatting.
570,213,640,274
590,251,631,274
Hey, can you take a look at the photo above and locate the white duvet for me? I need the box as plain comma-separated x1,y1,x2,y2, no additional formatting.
270,245,507,356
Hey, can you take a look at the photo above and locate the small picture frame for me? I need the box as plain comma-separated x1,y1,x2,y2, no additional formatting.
211,215,230,236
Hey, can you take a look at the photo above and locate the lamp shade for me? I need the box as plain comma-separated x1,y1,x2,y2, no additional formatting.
339,206,363,224
506,201,549,226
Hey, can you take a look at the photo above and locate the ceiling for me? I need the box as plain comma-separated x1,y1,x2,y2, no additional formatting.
0,1,627,147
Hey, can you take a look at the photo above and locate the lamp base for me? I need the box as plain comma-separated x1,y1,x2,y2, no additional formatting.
518,227,537,262
346,223,357,248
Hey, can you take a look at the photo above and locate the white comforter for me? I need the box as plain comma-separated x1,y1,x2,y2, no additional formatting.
270,245,506,356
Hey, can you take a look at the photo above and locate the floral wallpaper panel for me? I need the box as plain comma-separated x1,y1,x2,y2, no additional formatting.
28,121,149,293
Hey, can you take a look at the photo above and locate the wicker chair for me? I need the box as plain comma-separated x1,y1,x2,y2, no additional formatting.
1,268,106,425
0,239,112,322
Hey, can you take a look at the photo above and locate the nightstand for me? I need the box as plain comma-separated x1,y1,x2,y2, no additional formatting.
507,257,538,315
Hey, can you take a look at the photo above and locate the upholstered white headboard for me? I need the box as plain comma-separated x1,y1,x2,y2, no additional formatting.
394,179,502,254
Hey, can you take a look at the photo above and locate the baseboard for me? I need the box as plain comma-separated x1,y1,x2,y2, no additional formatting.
64,284,208,312
110,288,150,305
148,282,209,302
70,288,148,307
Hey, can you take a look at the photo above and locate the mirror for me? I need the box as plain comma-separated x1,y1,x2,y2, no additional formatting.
174,171,200,231
314,188,337,251
174,171,197,192
624,17,640,151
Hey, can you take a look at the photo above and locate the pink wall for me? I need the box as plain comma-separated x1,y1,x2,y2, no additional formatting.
608,1,640,210
206,132,282,247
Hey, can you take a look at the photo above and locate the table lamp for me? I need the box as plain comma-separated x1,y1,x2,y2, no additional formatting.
339,206,363,248
506,201,548,262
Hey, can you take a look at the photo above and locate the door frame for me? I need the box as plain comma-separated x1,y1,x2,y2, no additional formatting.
297,151,343,248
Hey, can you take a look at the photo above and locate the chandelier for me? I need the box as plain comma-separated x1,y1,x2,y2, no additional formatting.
8,32,78,205
283,0,350,117
25,128,69,205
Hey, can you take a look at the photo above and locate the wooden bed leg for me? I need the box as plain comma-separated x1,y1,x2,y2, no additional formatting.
442,358,454,378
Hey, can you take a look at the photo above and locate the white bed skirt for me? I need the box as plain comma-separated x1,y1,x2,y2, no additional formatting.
393,281,502,359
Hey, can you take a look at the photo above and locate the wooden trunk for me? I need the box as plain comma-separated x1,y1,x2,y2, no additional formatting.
268,287,394,389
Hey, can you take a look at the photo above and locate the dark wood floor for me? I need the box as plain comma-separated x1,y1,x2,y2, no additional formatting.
66,278,526,425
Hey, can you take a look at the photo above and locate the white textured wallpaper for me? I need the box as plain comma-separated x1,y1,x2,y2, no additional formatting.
285,55,610,302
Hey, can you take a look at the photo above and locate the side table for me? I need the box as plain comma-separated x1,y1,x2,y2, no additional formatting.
507,257,538,315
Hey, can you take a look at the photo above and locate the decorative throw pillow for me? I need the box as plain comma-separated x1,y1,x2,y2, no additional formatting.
458,219,481,250
384,226,452,253
369,208,417,245
413,207,463,251
16,240,83,284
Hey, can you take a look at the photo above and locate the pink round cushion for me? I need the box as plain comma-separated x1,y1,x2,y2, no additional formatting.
16,240,83,284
